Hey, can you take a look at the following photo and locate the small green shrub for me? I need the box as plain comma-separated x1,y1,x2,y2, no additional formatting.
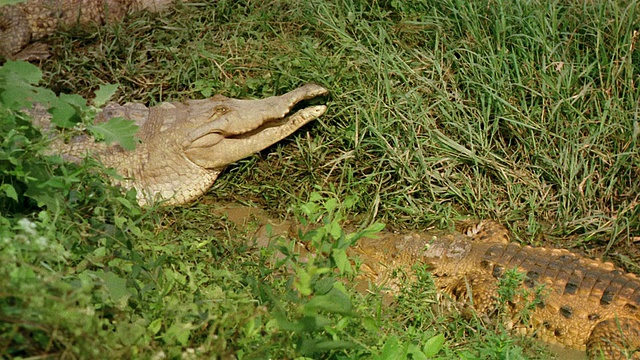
0,61,151,358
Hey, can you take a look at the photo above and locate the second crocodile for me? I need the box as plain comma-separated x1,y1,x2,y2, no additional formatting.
0,0,178,60
353,221,640,359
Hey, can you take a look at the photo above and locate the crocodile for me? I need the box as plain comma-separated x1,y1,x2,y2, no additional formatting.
32,83,328,206
0,0,177,60
353,221,640,360
204,203,640,358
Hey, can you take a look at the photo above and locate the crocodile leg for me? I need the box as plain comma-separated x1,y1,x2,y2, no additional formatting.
440,271,500,316
587,317,640,360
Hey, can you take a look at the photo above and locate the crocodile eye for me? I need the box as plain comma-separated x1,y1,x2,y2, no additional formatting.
214,106,229,114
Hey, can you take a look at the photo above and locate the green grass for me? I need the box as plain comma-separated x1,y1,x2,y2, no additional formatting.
1,0,639,358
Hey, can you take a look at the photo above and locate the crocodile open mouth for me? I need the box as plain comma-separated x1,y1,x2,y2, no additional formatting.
289,91,330,112
231,94,330,139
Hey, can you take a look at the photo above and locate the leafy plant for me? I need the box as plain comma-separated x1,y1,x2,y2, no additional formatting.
0,61,150,358
266,190,384,356
0,61,139,214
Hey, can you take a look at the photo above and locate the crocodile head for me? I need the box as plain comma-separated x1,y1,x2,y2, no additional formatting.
95,83,329,206
182,83,328,169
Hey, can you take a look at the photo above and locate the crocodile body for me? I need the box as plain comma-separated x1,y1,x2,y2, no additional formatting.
202,204,640,358
0,0,175,59
353,221,640,359
31,84,328,206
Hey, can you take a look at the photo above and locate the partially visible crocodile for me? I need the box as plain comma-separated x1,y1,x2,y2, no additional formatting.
31,84,328,206
353,221,640,359
204,203,640,358
0,0,177,60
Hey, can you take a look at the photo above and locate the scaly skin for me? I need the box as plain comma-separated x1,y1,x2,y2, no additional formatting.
32,84,329,206
353,221,640,359
0,0,175,59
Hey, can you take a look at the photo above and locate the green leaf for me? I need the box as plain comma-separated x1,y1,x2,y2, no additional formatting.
313,276,335,295
343,195,356,209
148,318,163,335
304,287,353,315
9,266,38,287
114,215,127,229
42,176,69,189
93,84,119,107
0,79,57,110
275,314,331,332
324,197,338,213
23,163,64,211
362,316,380,334
328,219,342,240
273,314,304,332
87,116,139,150
49,98,80,128
422,333,445,357
407,344,428,360
346,221,386,244
0,184,18,201
166,268,187,285
163,322,192,346
309,191,322,202
0,61,42,85
332,248,352,275
192,79,213,98
299,339,358,355
300,201,321,219
60,93,88,111
295,268,312,296
100,271,132,309
115,196,136,211
0,0,27,5
378,336,405,360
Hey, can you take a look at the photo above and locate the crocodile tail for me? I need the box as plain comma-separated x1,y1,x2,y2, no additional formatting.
586,317,640,360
